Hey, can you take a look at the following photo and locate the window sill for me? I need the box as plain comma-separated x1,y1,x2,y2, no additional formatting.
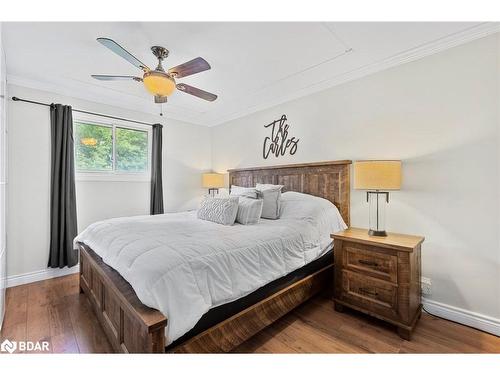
76,173,151,182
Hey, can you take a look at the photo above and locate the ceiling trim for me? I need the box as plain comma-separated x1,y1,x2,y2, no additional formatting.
209,22,500,127
6,22,500,128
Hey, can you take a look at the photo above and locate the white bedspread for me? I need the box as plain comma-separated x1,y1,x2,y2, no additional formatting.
75,192,346,344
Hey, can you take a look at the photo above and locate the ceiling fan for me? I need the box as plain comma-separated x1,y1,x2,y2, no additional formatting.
91,38,217,104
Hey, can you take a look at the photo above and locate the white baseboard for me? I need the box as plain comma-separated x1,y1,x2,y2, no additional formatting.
423,298,500,337
6,265,80,288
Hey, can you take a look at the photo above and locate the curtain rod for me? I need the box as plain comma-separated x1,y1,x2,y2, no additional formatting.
11,96,158,127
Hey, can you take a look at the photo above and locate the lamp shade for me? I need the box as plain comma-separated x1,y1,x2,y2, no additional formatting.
353,160,402,190
143,71,176,96
202,173,224,188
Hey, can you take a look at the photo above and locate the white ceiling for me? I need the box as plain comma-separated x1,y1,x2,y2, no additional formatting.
3,22,499,126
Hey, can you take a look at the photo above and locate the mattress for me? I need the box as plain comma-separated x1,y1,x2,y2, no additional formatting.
75,191,347,344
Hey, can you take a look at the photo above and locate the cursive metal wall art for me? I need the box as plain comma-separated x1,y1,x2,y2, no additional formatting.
262,114,300,159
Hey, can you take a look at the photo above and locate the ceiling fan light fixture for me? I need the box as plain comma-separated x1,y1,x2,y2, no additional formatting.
143,71,176,96
93,38,217,102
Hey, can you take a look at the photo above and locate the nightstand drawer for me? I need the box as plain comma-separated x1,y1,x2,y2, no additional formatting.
341,270,398,319
343,243,398,283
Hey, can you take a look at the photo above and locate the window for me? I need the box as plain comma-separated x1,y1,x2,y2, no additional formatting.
74,117,151,181
115,127,149,172
75,122,113,172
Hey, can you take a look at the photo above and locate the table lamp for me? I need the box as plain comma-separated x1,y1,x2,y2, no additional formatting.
353,160,402,236
202,173,224,197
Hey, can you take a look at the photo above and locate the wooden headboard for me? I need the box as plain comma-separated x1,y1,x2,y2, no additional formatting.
228,160,352,226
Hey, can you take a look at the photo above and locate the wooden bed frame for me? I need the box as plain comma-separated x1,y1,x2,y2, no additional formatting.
78,160,351,353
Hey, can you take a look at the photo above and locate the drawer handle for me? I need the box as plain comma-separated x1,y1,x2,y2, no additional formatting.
359,287,379,297
358,259,379,267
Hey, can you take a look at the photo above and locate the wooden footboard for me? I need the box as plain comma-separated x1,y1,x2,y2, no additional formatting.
79,243,167,353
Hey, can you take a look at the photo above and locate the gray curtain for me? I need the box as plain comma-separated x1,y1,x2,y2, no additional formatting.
48,104,78,268
150,123,164,215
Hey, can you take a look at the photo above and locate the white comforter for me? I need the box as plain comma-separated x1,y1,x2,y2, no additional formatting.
75,192,347,344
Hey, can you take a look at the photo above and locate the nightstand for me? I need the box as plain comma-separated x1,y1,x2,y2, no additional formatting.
331,227,424,340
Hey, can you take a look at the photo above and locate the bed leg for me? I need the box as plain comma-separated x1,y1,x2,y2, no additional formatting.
150,329,166,353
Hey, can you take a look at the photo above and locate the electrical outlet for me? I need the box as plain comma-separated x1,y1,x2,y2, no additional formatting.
421,277,432,296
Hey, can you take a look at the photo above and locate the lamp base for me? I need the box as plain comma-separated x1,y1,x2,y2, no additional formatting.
367,191,389,237
368,229,387,237
208,188,219,197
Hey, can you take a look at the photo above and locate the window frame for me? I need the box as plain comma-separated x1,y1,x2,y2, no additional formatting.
73,113,152,182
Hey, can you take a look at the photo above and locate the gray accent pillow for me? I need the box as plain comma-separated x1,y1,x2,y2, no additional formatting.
230,185,258,199
197,196,239,225
236,197,264,225
256,183,284,220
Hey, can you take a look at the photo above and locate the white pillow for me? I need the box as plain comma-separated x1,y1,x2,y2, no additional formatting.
255,183,284,191
256,183,284,220
236,197,264,225
197,196,239,225
280,191,347,227
280,191,347,250
230,185,258,199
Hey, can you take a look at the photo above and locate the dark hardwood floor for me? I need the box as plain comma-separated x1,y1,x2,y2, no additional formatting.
1,274,499,353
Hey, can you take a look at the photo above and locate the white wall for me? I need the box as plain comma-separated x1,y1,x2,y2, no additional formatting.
211,35,500,323
0,22,8,329
7,84,211,278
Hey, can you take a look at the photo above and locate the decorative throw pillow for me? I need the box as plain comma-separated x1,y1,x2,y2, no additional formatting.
197,196,239,225
256,183,284,220
230,185,258,199
236,197,264,225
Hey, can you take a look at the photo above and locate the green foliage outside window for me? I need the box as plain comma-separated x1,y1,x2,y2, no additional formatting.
74,122,148,173
116,127,148,172
75,122,112,171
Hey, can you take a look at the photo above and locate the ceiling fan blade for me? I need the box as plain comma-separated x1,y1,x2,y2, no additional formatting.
154,95,168,104
176,83,217,102
168,57,210,78
91,75,142,82
97,38,150,72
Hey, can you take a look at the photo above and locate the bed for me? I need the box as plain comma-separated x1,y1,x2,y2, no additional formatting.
76,160,351,353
